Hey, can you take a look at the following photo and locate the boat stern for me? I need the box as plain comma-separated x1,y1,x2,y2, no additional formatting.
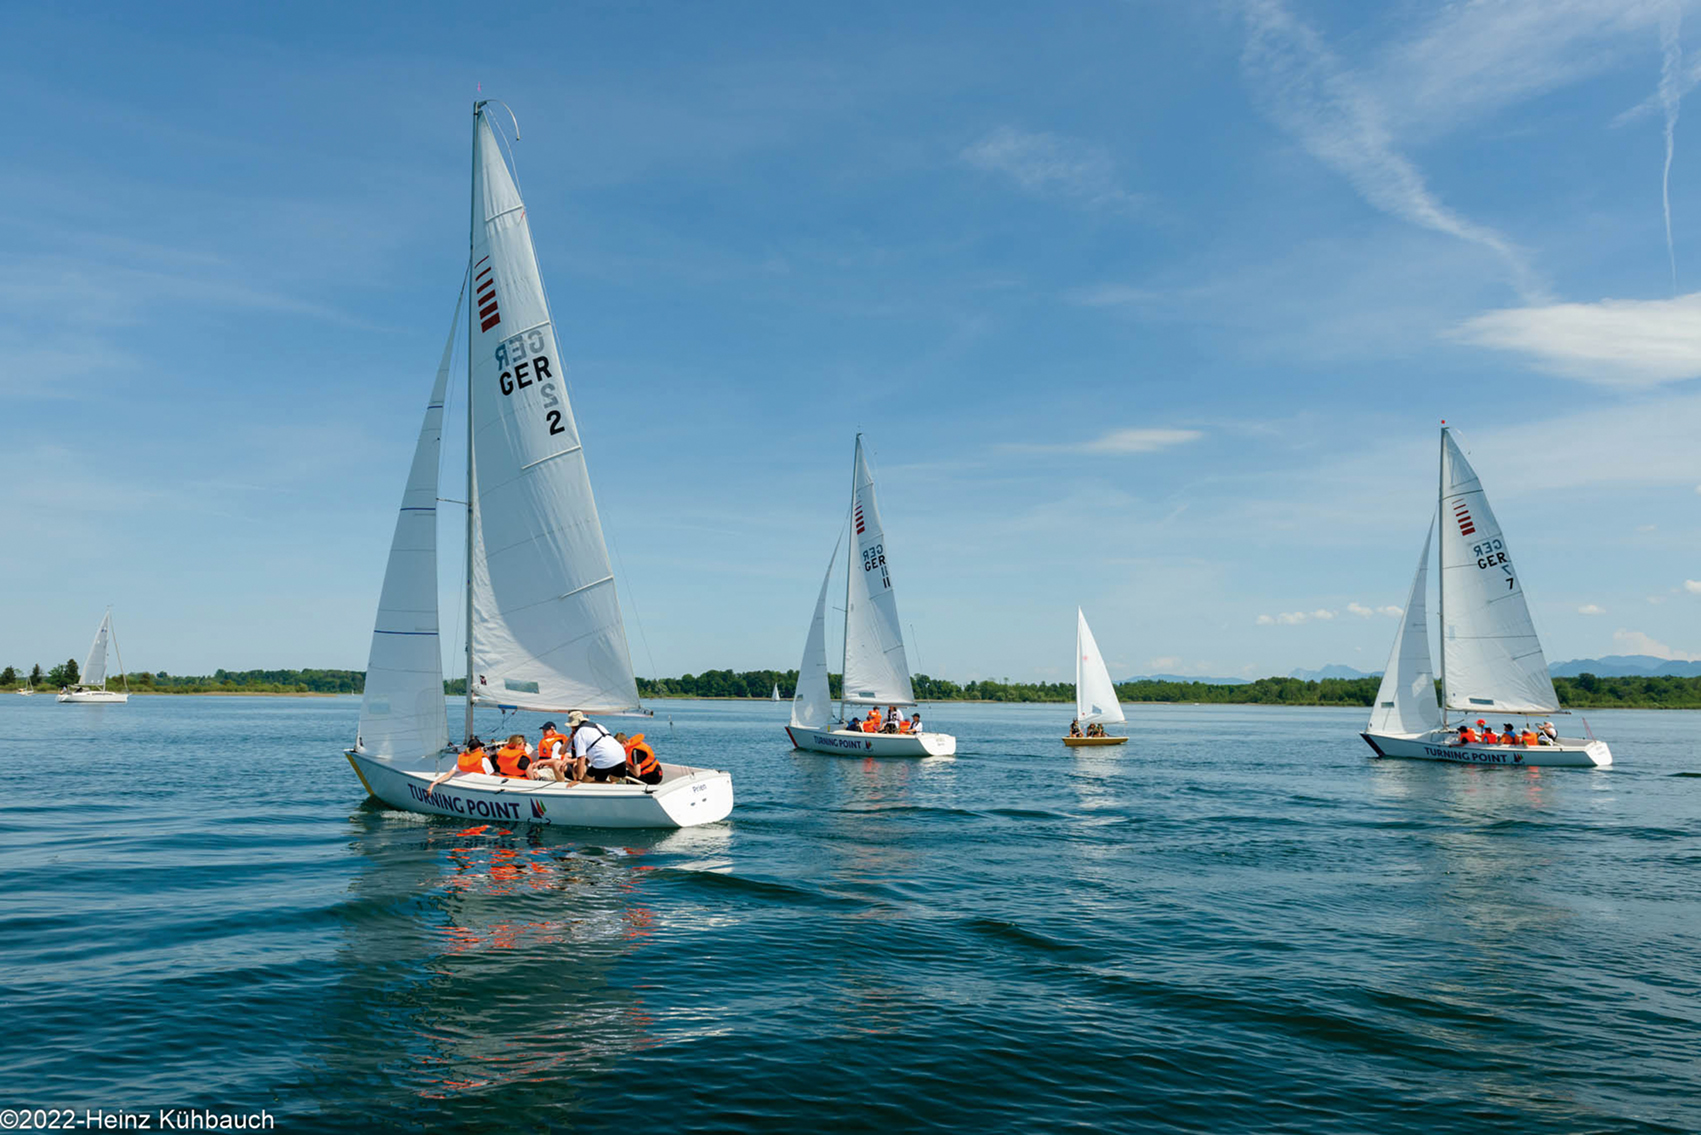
653,767,735,827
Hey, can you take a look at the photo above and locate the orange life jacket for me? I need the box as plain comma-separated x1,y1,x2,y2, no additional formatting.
861,718,878,733
1520,731,1537,746
537,730,567,762
1500,732,1516,745
1457,728,1477,744
494,743,530,777
457,746,489,773
1482,730,1499,744
623,733,660,778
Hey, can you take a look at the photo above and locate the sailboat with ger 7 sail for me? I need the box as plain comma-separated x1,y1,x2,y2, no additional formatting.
1360,424,1610,768
343,101,733,827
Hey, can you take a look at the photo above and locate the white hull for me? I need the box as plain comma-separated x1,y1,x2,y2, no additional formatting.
1362,730,1611,768
57,689,128,704
785,725,956,757
16,689,34,696
347,750,733,829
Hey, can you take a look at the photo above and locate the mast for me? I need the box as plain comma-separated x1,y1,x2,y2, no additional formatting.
463,101,481,746
840,434,858,724
1437,421,1447,725
110,611,127,694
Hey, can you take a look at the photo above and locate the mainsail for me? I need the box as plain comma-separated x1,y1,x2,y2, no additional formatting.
1368,522,1442,735
1075,609,1125,725
356,289,460,759
1438,430,1558,714
466,107,640,714
82,612,111,689
791,532,843,729
841,436,914,705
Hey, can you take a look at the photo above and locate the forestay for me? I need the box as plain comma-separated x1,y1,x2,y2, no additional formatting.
1368,522,1443,735
1075,609,1125,725
82,613,111,688
1439,431,1557,715
791,531,843,730
467,110,640,714
356,288,459,760
841,436,914,706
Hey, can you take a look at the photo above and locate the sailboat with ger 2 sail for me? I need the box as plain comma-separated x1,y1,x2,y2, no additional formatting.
343,102,733,827
1360,424,1610,768
785,435,956,757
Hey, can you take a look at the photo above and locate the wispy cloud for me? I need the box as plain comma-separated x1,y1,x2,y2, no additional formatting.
961,126,1145,214
1345,602,1403,618
1238,0,1545,301
1452,292,1701,385
1257,608,1336,625
1685,579,1701,593
1579,603,1606,614
1614,628,1701,659
1005,427,1203,455
1661,5,1685,293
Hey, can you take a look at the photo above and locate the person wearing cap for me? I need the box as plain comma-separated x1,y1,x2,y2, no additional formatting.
1456,720,1482,745
1538,721,1558,745
566,710,630,783
531,720,573,781
427,736,495,792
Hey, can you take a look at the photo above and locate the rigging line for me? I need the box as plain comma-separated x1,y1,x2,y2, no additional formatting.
604,521,659,683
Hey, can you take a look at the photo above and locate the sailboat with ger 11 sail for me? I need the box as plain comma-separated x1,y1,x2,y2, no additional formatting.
343,101,734,828
1360,424,1610,768
785,435,956,757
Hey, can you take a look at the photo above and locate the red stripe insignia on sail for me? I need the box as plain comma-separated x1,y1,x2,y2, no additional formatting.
474,256,500,332
854,504,865,535
1453,501,1476,536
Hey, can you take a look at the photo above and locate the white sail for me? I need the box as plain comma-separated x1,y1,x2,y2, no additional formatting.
81,612,111,688
791,533,843,729
1075,608,1125,725
356,289,460,759
841,436,914,706
1439,430,1558,715
771,684,781,701
466,109,640,714
1368,522,1443,735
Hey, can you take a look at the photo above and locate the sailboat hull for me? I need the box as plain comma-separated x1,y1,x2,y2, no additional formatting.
1063,735,1127,747
346,751,735,829
57,690,129,704
1361,731,1611,768
785,725,956,757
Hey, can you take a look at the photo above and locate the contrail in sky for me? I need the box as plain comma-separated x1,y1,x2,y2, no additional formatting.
1661,6,1683,295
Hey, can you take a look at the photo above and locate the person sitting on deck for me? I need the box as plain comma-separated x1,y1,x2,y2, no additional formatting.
882,705,902,733
530,721,572,782
616,731,663,785
493,734,534,778
1538,721,1558,745
1481,725,1500,745
1455,723,1478,745
1069,719,1084,738
862,708,882,733
1518,727,1538,746
567,711,629,783
909,710,923,735
1500,723,1517,745
428,737,493,792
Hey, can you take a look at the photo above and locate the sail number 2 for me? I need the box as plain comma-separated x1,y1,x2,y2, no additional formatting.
1471,538,1516,589
494,331,566,435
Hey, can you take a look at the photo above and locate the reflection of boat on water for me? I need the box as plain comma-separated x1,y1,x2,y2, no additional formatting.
56,610,129,704
1361,426,1609,768
342,101,731,828
1063,608,1127,748
785,435,955,758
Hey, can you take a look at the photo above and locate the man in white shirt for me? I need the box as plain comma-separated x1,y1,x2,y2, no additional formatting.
567,710,630,783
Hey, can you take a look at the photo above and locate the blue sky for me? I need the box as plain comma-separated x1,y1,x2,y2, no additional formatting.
3,0,1699,683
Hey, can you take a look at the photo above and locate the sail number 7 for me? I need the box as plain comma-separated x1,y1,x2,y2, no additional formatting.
494,331,566,435
1471,538,1515,589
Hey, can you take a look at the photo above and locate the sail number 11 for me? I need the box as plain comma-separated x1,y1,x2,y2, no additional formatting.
494,331,566,435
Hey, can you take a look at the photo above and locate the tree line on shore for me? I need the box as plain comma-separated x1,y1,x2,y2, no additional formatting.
5,665,1697,708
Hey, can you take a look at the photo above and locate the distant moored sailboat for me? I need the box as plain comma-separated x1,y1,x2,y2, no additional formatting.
57,611,129,704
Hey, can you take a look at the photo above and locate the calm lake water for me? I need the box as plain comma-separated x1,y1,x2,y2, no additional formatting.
1,696,1697,1132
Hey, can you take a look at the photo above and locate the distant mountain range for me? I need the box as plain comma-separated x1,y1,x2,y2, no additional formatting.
1124,673,1252,685
1287,665,1379,681
1548,655,1701,678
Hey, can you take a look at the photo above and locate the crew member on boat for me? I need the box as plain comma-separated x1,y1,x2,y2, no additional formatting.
1068,719,1083,738
909,709,923,734
1455,721,1483,745
882,705,902,733
615,731,663,785
427,737,494,792
1539,721,1558,745
531,721,572,781
861,708,881,733
567,710,629,783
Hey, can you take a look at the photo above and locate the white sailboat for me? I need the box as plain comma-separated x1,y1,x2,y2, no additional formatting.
785,435,956,757
344,102,733,828
57,611,129,703
771,684,781,702
1064,608,1127,747
1361,426,1610,768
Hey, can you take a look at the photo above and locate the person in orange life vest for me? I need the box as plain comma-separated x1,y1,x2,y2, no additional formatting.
1519,728,1538,746
614,731,663,785
861,708,881,733
493,734,533,778
1500,723,1517,745
567,710,629,783
531,721,572,782
1454,724,1477,745
1481,724,1500,744
428,737,494,792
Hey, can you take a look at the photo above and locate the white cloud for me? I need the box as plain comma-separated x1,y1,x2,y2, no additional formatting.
1453,292,1701,386
1008,427,1203,455
1613,628,1701,660
1579,603,1606,615
1685,580,1701,593
1238,0,1544,300
961,127,1144,214
1379,605,1402,617
1347,601,1373,617
1149,656,1181,670
1259,608,1336,625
